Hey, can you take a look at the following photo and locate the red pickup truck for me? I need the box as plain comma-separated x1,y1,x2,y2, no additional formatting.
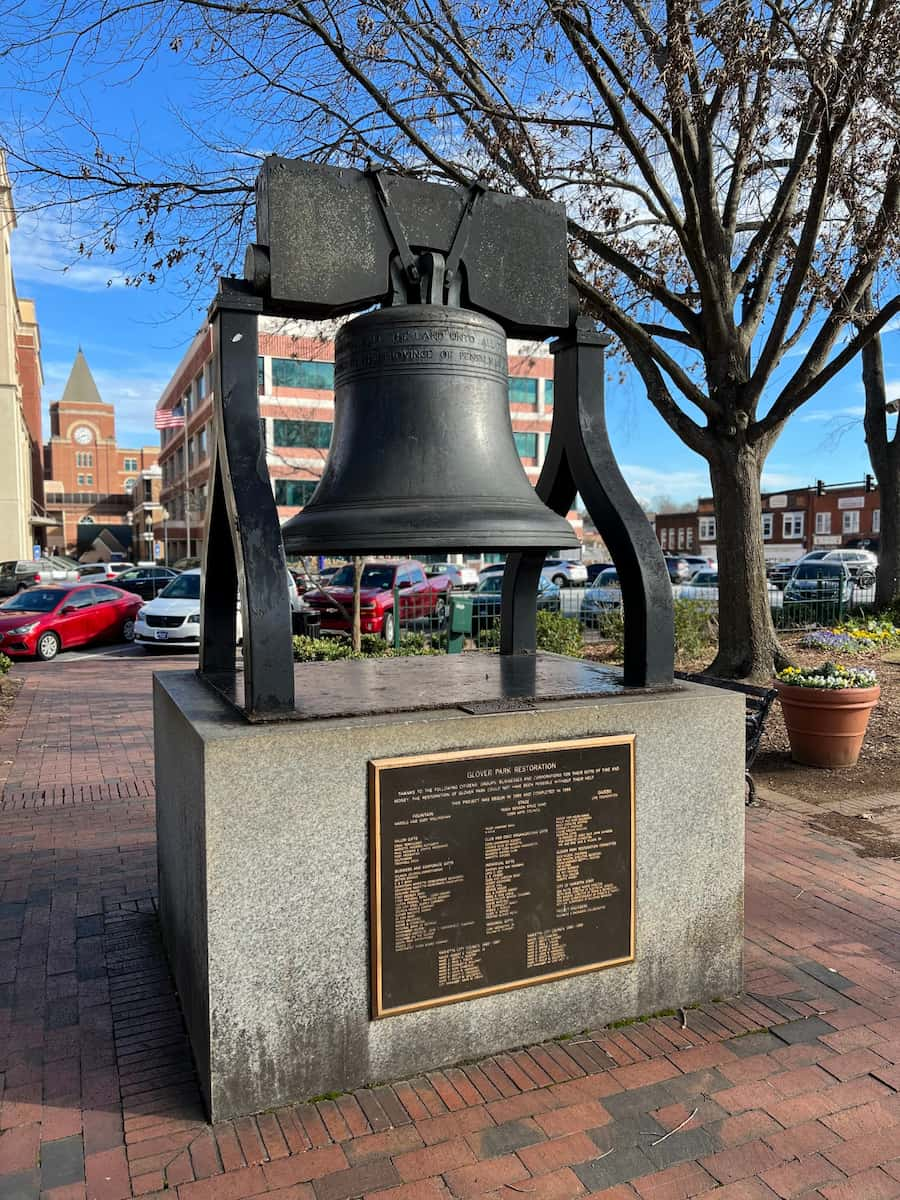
303,560,452,642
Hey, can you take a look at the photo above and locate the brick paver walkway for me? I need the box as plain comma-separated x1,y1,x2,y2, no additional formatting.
2,652,900,1200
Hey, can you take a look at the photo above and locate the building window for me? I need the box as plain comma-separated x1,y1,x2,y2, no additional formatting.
514,432,537,458
686,527,694,548
699,517,716,541
815,512,831,535
677,528,685,549
197,427,207,459
271,358,335,390
183,388,192,417
873,508,881,533
274,479,319,507
76,452,94,468
258,356,265,392
843,510,860,533
544,379,554,408
86,474,93,486
195,370,206,404
761,514,773,539
273,419,332,449
77,474,84,486
143,479,153,502
660,528,667,549
123,457,138,472
508,377,538,406
783,512,804,538
124,478,135,492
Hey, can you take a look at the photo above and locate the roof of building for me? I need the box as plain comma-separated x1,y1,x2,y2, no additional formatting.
57,349,106,409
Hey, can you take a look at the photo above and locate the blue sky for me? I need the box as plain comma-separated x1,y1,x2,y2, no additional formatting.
6,17,898,508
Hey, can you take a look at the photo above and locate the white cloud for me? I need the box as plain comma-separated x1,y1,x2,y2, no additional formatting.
11,210,127,291
799,405,866,423
620,463,709,507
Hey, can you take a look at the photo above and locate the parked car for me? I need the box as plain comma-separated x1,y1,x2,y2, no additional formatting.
579,568,622,626
682,554,716,575
543,558,588,587
770,549,877,589
135,568,304,649
676,570,720,601
0,559,77,596
478,558,588,588
0,583,142,660
77,562,135,582
664,556,692,583
585,562,615,583
783,561,855,605
425,562,479,589
303,560,452,642
112,565,180,601
470,574,560,637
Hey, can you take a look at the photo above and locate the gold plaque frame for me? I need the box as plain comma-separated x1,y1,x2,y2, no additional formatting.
369,734,636,1019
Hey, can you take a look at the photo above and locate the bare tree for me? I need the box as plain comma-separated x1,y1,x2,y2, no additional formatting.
3,0,898,677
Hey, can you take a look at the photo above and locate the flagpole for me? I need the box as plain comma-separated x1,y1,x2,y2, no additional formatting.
184,431,191,561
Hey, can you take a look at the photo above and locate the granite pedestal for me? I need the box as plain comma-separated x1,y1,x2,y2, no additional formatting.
154,655,745,1122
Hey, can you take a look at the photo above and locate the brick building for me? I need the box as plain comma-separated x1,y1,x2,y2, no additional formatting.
43,350,159,556
0,153,46,560
654,481,882,563
155,316,581,563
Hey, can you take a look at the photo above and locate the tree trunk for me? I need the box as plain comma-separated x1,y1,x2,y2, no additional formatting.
706,442,786,681
352,555,362,653
860,322,900,610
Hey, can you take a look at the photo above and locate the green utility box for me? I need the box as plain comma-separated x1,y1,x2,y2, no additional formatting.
448,594,473,654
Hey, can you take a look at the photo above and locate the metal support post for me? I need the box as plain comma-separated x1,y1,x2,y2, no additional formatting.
500,317,674,687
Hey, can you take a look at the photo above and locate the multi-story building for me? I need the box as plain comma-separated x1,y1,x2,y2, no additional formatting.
128,466,165,564
43,350,159,556
155,317,581,563
654,480,883,563
0,152,45,560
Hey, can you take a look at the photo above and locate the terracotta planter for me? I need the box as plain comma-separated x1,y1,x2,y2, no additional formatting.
775,682,881,768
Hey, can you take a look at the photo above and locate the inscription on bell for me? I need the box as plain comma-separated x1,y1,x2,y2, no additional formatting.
370,736,635,1018
338,318,507,380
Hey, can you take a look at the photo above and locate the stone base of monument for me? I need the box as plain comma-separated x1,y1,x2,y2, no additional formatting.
154,654,744,1122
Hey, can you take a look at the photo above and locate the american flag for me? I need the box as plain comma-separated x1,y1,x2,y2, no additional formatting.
154,407,185,430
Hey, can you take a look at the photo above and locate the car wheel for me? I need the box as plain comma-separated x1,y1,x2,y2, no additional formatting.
36,631,60,661
382,611,395,644
434,597,448,625
121,618,136,642
552,574,566,587
17,582,28,593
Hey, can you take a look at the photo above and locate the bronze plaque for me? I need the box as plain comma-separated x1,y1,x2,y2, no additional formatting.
370,735,635,1018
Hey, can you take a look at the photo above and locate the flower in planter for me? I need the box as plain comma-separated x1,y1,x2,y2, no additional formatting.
776,662,878,689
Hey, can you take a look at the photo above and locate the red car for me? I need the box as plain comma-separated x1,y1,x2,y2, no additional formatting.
304,560,452,643
0,583,143,661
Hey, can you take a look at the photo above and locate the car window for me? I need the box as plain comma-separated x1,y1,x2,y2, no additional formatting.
794,563,843,579
0,588,66,612
694,572,717,585
116,568,143,581
65,588,96,608
477,577,503,593
408,567,426,586
92,586,121,603
596,569,619,586
159,573,202,600
0,562,16,577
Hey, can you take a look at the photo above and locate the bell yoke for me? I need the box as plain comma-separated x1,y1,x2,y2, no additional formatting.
199,158,674,716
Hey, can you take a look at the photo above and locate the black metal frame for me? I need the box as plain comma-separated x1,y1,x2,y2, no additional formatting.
197,161,675,718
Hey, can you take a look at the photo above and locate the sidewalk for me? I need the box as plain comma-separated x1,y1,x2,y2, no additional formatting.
2,654,900,1200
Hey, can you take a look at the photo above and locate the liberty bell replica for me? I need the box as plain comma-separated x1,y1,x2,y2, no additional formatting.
280,189,577,556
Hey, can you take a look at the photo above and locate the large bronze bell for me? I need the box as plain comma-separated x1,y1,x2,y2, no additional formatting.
281,305,578,555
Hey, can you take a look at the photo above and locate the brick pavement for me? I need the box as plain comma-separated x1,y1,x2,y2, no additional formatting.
1,652,900,1199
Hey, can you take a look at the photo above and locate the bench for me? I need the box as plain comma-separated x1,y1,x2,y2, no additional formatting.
675,672,778,805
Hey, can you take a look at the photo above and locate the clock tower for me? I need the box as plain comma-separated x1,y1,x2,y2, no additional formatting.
43,349,159,555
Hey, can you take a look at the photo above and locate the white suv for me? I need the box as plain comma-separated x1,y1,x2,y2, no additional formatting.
134,568,302,649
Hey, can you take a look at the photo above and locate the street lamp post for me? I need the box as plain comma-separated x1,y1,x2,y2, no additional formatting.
161,508,170,567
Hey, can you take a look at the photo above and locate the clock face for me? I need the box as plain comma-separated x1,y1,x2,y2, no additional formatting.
74,426,93,445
